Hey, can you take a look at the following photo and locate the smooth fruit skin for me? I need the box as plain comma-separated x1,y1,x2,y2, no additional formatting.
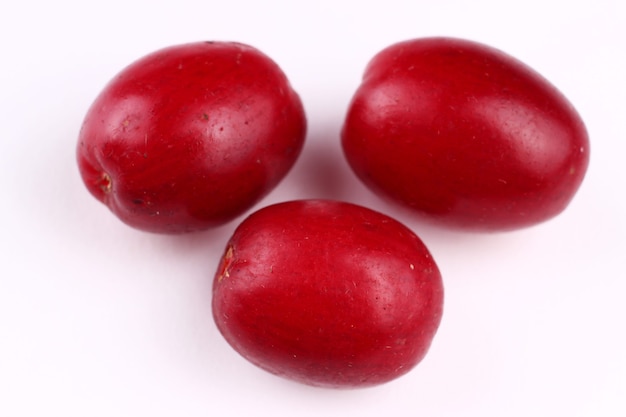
342,37,590,231
212,200,444,388
77,42,306,233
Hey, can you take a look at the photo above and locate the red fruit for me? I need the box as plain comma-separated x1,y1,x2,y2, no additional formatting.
342,37,589,231
77,42,306,233
212,200,443,388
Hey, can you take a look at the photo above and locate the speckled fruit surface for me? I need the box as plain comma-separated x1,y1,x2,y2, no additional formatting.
212,199,444,388
342,37,589,231
77,41,306,233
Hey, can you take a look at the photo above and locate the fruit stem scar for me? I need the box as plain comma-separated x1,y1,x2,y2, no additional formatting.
99,172,112,193
218,245,235,282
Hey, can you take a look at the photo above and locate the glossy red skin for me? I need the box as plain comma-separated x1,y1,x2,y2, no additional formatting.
342,37,590,231
77,42,306,233
212,200,443,388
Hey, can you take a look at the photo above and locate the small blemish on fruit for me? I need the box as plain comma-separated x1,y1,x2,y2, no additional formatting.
410,264,415,270
218,246,235,282
99,172,112,193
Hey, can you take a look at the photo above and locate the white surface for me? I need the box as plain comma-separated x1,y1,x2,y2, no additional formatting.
1,1,625,416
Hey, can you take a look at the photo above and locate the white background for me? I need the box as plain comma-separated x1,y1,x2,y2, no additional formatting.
1,1,625,416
